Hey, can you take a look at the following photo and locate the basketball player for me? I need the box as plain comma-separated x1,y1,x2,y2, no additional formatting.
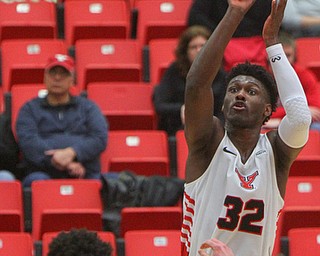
181,0,311,255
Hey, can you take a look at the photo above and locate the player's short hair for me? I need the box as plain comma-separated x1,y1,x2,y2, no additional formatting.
226,62,278,123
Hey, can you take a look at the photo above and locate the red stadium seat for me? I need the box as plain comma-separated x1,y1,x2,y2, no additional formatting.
0,1,57,42
273,176,320,255
75,39,142,90
0,232,33,256
64,0,130,47
148,38,177,86
289,130,320,176
100,130,170,176
125,230,181,255
288,228,320,256
0,181,24,232
42,231,117,256
296,37,320,81
31,179,103,241
87,82,156,130
134,0,191,48
1,39,67,93
120,206,182,237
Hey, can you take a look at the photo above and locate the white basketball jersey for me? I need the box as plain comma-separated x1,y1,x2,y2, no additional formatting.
181,133,284,256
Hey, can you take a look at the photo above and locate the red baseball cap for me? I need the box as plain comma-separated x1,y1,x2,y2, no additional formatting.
45,54,75,73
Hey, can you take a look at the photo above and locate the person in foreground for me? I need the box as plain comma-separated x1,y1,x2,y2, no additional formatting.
48,228,113,256
180,0,311,255
16,54,108,187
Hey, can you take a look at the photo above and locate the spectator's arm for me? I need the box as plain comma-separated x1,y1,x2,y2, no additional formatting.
70,101,108,163
16,103,52,169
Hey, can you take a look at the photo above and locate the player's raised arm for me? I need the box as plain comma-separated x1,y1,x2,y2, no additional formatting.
263,0,311,195
184,0,256,182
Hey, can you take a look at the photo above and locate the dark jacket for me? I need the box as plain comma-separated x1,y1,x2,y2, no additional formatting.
16,95,108,179
187,0,272,37
153,62,227,136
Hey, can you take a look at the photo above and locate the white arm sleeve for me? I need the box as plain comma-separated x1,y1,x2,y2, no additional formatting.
266,44,311,148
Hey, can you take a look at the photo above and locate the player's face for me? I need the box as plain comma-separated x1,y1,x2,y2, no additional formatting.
223,75,272,127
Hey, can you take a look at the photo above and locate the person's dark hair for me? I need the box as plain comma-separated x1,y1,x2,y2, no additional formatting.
175,25,210,77
226,62,278,124
48,228,113,256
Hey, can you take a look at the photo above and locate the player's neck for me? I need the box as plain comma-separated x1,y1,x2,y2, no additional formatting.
227,128,261,164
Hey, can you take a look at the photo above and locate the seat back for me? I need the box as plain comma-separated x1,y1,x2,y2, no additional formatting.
9,84,46,139
290,130,320,176
279,176,320,237
288,228,320,256
100,130,170,176
120,206,182,237
125,230,181,256
0,181,24,232
148,38,177,86
0,1,57,42
75,39,142,90
42,231,117,256
0,232,33,256
31,179,103,241
1,39,67,93
273,177,320,254
87,82,156,130
296,37,320,81
64,0,130,47
134,0,191,48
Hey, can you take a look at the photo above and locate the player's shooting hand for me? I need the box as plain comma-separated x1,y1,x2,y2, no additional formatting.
263,0,287,47
228,0,256,14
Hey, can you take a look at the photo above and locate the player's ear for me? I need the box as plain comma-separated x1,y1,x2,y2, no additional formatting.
264,103,272,118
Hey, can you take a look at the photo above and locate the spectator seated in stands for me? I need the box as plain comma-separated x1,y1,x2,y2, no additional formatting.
152,25,227,136
16,54,108,187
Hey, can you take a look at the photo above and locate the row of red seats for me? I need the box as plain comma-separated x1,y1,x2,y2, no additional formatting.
0,180,183,240
5,82,320,177
1,35,320,92
0,179,182,255
0,229,181,256
0,0,191,48
7,82,320,177
2,227,320,256
0,38,177,93
1,175,320,255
